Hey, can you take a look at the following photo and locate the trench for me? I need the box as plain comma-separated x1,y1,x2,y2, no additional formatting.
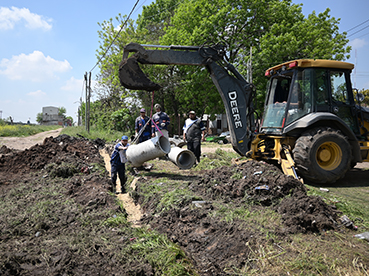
99,149,143,226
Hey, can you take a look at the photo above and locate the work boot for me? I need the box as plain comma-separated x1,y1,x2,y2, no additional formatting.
121,184,126,194
111,183,116,194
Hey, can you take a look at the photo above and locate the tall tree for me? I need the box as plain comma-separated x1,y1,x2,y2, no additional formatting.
159,0,351,113
95,0,351,132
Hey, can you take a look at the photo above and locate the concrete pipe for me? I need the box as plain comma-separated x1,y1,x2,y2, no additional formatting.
168,146,196,169
126,135,171,167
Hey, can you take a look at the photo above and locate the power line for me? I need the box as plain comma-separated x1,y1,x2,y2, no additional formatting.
347,23,369,38
346,18,369,33
135,0,184,21
354,30,369,39
89,0,140,72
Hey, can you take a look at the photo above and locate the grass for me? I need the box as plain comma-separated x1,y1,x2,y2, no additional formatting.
129,227,197,275
0,173,196,275
60,125,129,143
2,127,368,275
0,124,60,137
131,156,369,275
306,185,369,230
194,148,239,170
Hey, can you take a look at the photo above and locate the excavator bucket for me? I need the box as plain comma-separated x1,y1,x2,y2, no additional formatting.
119,55,161,91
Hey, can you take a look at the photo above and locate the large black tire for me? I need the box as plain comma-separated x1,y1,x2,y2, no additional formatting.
292,127,352,184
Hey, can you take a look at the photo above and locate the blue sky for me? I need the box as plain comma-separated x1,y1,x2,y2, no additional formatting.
1,0,369,124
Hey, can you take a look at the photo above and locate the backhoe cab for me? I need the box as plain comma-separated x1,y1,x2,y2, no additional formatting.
119,43,369,184
250,59,369,183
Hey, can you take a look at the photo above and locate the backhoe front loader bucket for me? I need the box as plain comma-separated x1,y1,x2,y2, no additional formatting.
119,55,161,91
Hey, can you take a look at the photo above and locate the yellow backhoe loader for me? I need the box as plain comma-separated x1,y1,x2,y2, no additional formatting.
119,43,369,183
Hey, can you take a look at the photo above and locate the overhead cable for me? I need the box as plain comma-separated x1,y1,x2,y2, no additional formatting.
346,18,369,33
89,0,140,72
347,24,369,38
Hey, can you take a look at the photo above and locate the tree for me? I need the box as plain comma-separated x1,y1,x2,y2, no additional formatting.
65,116,74,126
159,0,351,113
36,113,43,124
354,89,369,107
58,107,66,117
95,0,351,131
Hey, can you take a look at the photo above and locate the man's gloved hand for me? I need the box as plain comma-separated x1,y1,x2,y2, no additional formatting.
118,146,124,150
135,133,138,138
160,123,166,127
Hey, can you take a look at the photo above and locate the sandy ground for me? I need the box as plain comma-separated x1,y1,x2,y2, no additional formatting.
99,149,143,226
0,128,64,150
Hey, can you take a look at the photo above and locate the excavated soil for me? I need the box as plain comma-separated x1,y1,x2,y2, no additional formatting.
0,134,355,275
136,160,343,275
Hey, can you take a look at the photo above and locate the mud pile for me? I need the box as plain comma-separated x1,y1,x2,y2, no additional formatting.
192,160,340,233
0,135,141,275
0,134,104,175
0,134,345,275
137,160,342,275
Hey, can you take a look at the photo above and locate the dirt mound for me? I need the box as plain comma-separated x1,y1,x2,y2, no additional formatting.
0,145,13,154
0,134,142,275
0,134,104,175
189,160,339,233
137,159,341,274
0,134,352,275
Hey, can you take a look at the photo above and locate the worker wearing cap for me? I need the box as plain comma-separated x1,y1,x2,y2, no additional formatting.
183,111,206,163
110,136,130,194
135,108,151,143
152,103,170,138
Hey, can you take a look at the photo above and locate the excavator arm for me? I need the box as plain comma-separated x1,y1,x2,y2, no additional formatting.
119,43,256,156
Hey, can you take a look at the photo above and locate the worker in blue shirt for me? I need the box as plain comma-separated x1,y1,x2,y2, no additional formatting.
135,108,151,143
152,104,170,138
110,136,129,194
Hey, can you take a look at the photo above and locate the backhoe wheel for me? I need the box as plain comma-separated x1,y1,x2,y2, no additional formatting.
292,127,352,184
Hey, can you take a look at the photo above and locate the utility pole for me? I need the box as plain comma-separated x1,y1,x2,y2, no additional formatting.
87,72,91,133
84,72,89,132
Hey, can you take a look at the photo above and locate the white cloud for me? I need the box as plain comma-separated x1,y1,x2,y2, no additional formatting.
349,38,367,49
0,6,52,30
61,77,83,91
28,89,46,97
0,51,72,82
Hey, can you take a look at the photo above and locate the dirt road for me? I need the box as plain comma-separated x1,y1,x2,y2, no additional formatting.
0,128,63,150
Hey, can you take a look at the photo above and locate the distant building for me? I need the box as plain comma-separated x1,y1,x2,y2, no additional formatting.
42,106,64,125
202,114,228,135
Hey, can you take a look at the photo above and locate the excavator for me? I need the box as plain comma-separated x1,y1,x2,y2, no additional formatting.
119,42,369,184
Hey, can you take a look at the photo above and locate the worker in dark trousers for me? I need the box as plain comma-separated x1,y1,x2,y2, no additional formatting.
183,111,206,163
110,136,129,194
135,108,151,143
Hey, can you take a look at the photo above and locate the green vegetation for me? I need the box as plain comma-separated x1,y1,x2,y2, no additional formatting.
60,125,129,142
1,127,368,274
79,0,353,135
0,174,196,275
0,124,60,137
134,158,369,275
307,185,369,229
195,148,239,170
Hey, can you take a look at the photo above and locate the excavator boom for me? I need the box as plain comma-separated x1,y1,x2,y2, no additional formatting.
119,43,255,156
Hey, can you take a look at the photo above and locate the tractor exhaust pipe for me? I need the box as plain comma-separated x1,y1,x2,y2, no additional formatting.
126,136,171,167
168,146,196,170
